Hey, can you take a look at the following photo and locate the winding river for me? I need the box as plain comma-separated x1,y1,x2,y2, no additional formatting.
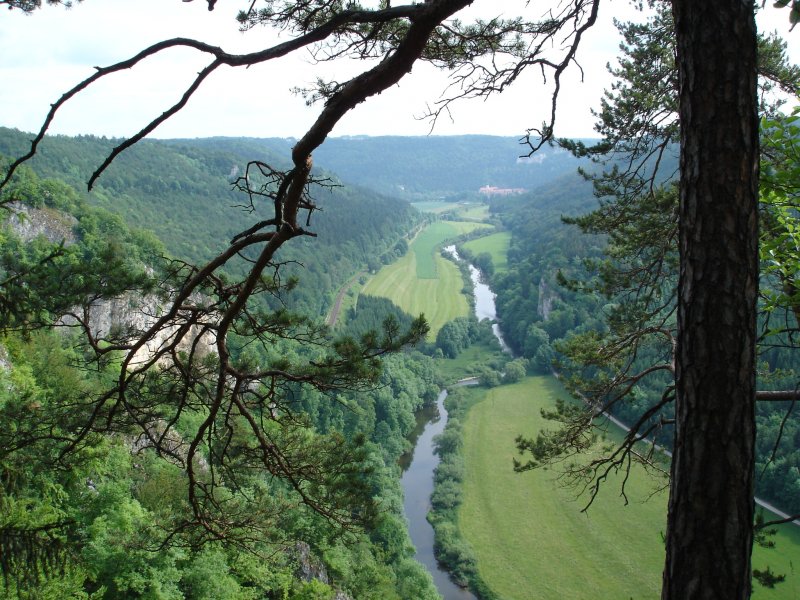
399,244,507,600
400,389,476,600
443,244,511,352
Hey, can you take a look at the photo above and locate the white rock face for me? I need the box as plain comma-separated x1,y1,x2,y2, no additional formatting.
5,201,216,366
64,293,217,366
6,202,77,244
537,278,557,320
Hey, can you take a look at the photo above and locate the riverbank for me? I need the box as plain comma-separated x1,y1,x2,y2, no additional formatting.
400,390,478,600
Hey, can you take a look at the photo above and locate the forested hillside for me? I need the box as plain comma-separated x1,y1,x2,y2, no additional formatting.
488,173,603,358
481,145,800,522
0,128,421,317
173,135,587,201
0,136,443,599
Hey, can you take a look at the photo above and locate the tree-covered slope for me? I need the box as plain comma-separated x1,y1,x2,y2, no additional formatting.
315,135,590,198
0,146,442,600
0,128,422,317
174,135,590,200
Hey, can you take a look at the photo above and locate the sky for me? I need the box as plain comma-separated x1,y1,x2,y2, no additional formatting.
0,1,798,141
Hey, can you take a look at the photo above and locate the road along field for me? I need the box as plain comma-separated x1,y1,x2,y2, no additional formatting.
458,376,800,600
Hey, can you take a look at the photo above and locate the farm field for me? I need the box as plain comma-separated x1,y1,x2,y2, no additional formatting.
456,204,491,221
411,221,492,278
361,221,470,339
463,231,511,274
448,220,492,236
459,376,800,600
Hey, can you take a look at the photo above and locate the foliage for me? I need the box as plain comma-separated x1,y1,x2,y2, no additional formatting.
506,1,800,521
0,163,159,331
760,106,800,329
454,375,800,599
490,173,605,362
502,358,527,384
427,386,496,599
309,136,586,201
461,231,511,276
435,317,479,359
0,129,423,319
0,158,443,598
0,0,77,10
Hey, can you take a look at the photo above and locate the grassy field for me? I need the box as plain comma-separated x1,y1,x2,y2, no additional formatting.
457,204,491,221
361,222,470,339
435,340,506,384
459,376,800,599
360,220,488,338
411,222,460,279
463,231,512,274
409,220,489,278
362,252,467,339
448,220,493,236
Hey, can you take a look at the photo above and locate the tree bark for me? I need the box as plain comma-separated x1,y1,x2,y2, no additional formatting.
663,2,759,599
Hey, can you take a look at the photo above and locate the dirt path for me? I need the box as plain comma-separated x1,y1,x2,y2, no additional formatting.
326,271,365,327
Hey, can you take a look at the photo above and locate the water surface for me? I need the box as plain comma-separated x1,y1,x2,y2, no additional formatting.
400,390,477,600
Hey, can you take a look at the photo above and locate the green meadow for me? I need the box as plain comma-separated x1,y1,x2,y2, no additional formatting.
457,204,491,221
448,220,493,236
410,221,490,278
463,231,511,274
435,340,507,384
361,221,472,339
459,376,800,599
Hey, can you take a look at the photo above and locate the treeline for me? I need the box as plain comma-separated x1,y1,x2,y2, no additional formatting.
428,386,496,599
235,135,587,201
0,162,444,598
489,173,604,367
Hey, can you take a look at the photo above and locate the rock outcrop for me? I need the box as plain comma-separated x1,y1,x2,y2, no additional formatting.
294,542,354,600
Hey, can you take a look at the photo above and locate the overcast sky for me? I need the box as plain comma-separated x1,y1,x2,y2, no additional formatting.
1,1,798,141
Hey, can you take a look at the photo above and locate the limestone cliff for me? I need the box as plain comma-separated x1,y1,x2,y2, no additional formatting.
5,201,216,365
537,277,557,321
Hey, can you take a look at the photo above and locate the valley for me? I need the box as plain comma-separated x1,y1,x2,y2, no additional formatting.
3,130,800,600
355,198,800,599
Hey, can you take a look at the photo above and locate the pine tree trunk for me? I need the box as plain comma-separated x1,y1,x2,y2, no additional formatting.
663,1,759,599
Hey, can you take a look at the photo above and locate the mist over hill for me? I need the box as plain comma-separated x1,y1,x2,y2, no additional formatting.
166,134,594,200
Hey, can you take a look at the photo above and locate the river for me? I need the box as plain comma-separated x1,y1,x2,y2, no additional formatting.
399,245,509,600
443,244,511,353
400,389,477,600
403,241,800,600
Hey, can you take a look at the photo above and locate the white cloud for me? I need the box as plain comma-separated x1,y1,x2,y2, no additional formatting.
1,1,797,140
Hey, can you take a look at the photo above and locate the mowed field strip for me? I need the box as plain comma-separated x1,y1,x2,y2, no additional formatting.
463,231,511,274
459,376,800,600
361,221,487,339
